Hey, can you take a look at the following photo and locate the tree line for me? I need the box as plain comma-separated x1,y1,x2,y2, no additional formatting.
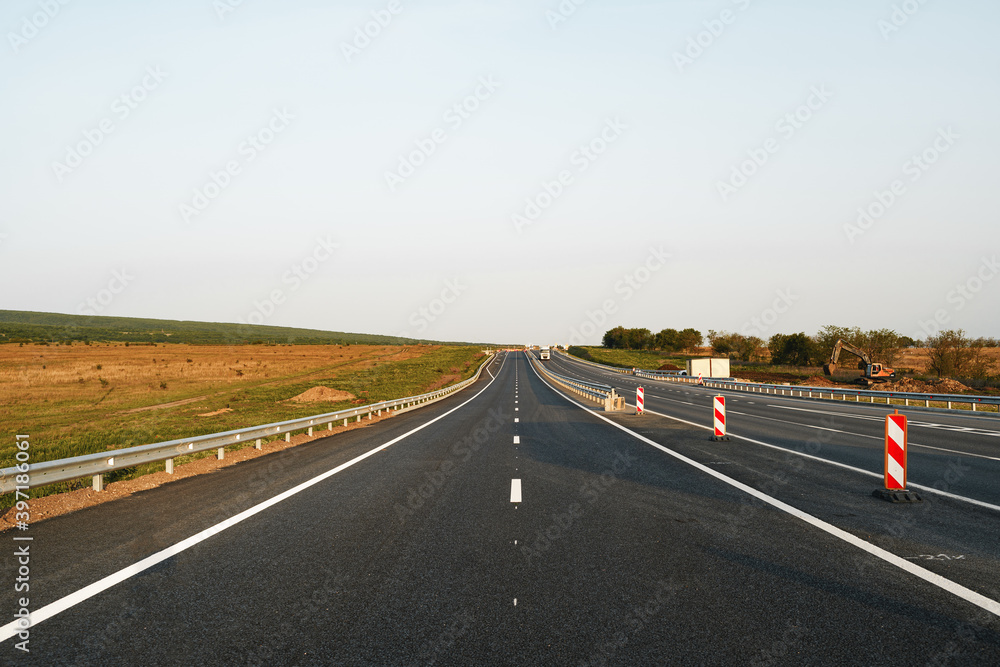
601,326,703,352
601,325,999,379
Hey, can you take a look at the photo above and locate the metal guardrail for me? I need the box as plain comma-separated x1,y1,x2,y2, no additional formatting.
632,371,1000,414
634,370,720,382
530,352,625,410
552,349,633,374
1,354,497,494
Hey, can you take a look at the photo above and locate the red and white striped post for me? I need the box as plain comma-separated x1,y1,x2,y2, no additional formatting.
697,372,704,386
711,395,729,441
873,410,921,502
884,411,907,490
636,386,644,415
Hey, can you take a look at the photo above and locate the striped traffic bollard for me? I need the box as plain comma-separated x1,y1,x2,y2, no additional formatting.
710,395,729,441
873,410,921,503
697,372,704,386
636,386,644,415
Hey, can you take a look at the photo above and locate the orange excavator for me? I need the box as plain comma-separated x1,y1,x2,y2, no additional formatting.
823,339,896,386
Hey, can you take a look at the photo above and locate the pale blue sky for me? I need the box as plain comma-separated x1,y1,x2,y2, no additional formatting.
2,0,998,344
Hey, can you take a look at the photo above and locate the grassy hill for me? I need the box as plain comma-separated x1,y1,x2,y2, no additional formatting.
0,310,466,346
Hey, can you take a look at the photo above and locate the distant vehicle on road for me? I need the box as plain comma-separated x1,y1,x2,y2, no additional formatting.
540,347,550,360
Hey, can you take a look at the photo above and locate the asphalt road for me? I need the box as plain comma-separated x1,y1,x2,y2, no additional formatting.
2,351,999,665
546,351,1000,508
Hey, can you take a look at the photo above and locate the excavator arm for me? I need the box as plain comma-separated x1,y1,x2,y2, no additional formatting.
823,339,871,375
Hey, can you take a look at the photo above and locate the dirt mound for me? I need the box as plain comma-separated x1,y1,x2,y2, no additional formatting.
881,377,971,394
286,386,356,403
928,378,971,393
803,376,835,387
658,363,683,371
882,378,930,392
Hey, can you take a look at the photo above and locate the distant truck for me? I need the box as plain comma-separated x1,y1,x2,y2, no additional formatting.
540,347,550,360
686,357,730,378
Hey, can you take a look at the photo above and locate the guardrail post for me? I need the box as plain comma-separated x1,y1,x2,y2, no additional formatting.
93,474,104,492
285,432,291,442
947,400,952,409
255,438,262,450
166,458,174,474
308,426,313,436
328,422,333,431
217,447,225,460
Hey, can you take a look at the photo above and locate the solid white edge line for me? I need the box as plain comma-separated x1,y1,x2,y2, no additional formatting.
511,478,522,503
732,409,1000,463
0,353,509,643
644,404,1000,514
528,359,1000,620
606,383,1000,513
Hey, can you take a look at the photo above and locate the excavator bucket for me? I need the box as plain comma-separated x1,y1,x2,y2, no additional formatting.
823,363,835,375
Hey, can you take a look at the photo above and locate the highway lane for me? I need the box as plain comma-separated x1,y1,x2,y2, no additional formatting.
2,350,999,664
546,351,1000,509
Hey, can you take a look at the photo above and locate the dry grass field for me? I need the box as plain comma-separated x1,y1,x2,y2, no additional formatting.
0,342,485,503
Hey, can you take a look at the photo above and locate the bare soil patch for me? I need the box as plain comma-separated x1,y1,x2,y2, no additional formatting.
285,386,356,403
423,374,459,392
121,396,209,414
197,407,233,417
